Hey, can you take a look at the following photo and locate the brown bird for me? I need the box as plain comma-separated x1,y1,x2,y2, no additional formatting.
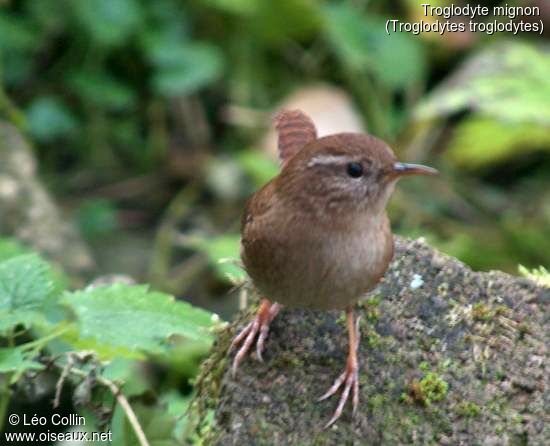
230,110,438,428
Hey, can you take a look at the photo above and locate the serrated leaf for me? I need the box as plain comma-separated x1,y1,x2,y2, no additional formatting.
62,284,217,359
0,254,54,333
0,347,43,375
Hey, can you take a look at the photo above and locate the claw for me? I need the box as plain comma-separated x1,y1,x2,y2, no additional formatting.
318,370,347,402
320,307,362,429
230,299,281,375
321,364,359,429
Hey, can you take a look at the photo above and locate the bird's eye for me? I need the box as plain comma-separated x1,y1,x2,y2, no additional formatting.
346,162,363,178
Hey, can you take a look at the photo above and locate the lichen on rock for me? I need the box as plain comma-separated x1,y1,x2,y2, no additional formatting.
192,237,548,445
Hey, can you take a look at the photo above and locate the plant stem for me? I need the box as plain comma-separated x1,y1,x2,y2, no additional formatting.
0,377,12,434
69,367,150,446
20,325,70,353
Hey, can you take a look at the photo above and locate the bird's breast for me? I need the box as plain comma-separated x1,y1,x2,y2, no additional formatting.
242,215,393,310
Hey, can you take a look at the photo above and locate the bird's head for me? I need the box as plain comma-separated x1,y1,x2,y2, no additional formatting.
274,110,438,218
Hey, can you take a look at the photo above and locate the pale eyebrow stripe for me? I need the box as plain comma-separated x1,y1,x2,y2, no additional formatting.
307,154,351,167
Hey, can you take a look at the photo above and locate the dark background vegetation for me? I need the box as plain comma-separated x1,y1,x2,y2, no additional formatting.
0,0,549,444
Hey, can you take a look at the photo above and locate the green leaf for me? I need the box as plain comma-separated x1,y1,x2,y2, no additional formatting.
101,358,149,397
238,150,279,186
76,199,118,240
111,399,179,446
416,42,550,126
0,13,40,85
62,284,218,359
368,26,425,90
25,0,66,31
0,347,43,375
323,5,370,70
323,5,425,88
0,240,67,327
146,41,224,97
519,265,550,288
184,234,244,282
67,71,136,111
250,1,321,43
26,97,78,142
0,254,54,334
0,12,39,51
445,117,550,168
161,390,193,440
0,238,32,263
204,0,260,16
69,0,143,47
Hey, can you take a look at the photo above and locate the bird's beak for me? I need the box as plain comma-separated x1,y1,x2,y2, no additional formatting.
390,162,439,179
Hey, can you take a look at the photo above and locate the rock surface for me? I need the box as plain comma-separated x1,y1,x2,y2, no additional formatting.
192,237,548,445
0,122,94,276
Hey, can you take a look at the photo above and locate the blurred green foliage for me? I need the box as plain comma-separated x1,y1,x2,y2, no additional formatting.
417,42,550,168
1,0,225,170
76,199,119,240
1,1,550,443
0,0,432,173
0,0,548,307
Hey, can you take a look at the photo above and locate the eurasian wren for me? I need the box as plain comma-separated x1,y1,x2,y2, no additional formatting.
230,109,438,428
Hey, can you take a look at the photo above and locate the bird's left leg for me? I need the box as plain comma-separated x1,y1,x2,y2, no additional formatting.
318,306,361,428
229,298,281,375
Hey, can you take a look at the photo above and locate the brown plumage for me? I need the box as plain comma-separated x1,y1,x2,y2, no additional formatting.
230,110,438,428
241,133,396,310
275,109,317,167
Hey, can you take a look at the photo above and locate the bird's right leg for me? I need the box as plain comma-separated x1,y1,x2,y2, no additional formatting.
229,298,281,375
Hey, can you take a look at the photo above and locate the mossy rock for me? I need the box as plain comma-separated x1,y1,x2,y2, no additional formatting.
192,237,548,445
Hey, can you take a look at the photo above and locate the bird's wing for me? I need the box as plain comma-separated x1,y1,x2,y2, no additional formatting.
241,180,278,235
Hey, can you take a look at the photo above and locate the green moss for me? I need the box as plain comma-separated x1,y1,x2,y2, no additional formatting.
512,414,524,425
472,302,492,321
366,329,382,348
401,391,414,405
419,361,430,372
455,401,481,418
369,393,387,409
407,372,449,406
335,313,346,326
420,373,448,403
273,352,303,368
359,295,381,321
